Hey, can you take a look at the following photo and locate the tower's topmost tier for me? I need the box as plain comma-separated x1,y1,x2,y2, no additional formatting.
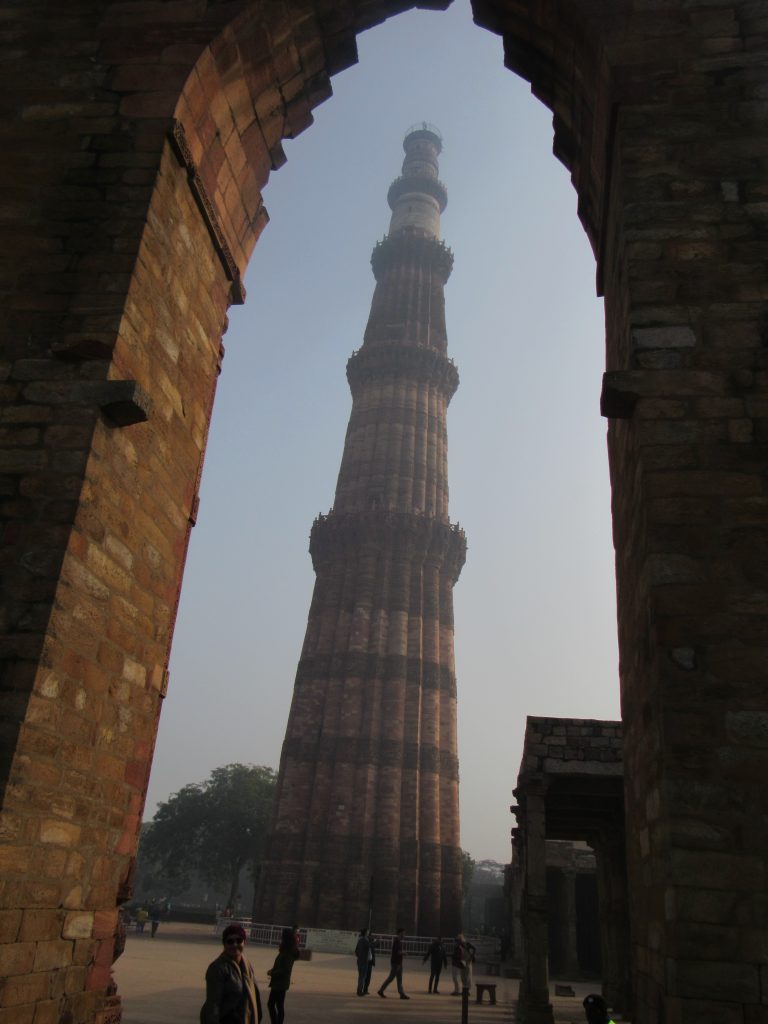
386,123,448,240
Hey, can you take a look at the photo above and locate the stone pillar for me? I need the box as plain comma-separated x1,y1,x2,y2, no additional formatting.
592,831,631,1014
507,829,524,976
562,868,580,979
518,781,554,1024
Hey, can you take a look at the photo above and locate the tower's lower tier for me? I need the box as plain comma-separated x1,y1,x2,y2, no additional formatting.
256,832,464,936
254,511,466,936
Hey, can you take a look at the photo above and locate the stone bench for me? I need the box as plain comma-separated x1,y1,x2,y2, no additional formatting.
476,982,497,1005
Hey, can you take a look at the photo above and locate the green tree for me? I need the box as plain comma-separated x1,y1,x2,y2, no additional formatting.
462,850,476,900
141,763,277,909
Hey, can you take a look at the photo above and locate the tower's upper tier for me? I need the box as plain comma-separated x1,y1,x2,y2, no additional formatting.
386,123,448,240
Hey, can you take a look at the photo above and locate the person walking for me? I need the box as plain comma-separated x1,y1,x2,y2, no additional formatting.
355,928,371,996
423,936,448,993
266,928,299,1024
377,928,409,1000
200,923,262,1024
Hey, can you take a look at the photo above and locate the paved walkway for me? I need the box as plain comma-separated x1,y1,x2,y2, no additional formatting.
114,923,595,1024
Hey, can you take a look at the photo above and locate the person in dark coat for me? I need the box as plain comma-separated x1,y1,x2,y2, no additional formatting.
451,933,475,994
201,924,262,1024
422,936,448,993
584,993,615,1024
377,928,409,999
365,934,377,994
355,928,371,996
266,928,299,1024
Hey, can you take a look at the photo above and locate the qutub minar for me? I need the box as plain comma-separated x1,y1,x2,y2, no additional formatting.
256,124,466,935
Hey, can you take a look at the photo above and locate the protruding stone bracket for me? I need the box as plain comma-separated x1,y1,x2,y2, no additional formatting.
51,337,114,361
600,371,638,419
189,494,200,526
601,368,734,419
100,380,152,426
169,119,251,306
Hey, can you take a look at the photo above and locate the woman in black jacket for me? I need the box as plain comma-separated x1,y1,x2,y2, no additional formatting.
267,927,299,1024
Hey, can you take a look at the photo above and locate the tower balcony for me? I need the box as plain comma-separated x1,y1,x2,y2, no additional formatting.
370,232,453,282
346,342,459,400
404,122,443,153
387,174,448,213
309,509,466,582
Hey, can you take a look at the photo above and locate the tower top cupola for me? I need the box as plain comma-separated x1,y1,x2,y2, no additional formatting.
387,122,448,240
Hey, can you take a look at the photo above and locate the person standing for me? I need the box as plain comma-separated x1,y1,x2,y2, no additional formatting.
451,933,473,995
377,928,409,1000
365,934,377,994
583,993,616,1024
266,928,299,1024
150,905,161,938
355,929,371,996
201,924,262,1024
423,936,448,993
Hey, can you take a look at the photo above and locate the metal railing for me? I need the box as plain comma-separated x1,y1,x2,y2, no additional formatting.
214,917,499,964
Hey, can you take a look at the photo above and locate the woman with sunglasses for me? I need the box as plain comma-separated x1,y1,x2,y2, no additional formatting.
201,923,263,1024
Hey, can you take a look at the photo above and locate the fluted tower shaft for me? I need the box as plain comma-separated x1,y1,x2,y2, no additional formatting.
256,126,465,935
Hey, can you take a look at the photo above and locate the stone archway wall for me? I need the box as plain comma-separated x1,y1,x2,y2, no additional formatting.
1,3,767,1023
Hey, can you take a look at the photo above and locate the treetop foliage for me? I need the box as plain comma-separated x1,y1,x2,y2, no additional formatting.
140,763,277,906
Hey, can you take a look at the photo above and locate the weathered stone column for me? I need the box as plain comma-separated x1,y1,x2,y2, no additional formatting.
563,868,580,979
507,830,524,976
592,831,631,1014
518,780,554,1024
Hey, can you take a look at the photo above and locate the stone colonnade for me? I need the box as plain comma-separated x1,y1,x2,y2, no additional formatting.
1,2,768,1022
512,718,629,1023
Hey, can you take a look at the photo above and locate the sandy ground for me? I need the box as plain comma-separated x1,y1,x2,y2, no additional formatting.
114,923,597,1024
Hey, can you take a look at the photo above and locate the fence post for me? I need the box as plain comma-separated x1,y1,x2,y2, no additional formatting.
462,986,469,1024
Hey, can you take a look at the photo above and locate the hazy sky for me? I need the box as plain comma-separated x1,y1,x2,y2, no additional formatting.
145,0,621,863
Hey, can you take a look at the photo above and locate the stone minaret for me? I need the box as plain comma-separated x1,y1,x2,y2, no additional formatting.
256,125,465,935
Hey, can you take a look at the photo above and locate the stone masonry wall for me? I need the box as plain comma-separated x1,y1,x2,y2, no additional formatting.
0,138,229,1024
519,718,623,778
599,12,768,1022
1,2,768,1023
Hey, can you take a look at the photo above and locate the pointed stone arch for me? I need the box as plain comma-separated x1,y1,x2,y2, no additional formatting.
1,4,767,1024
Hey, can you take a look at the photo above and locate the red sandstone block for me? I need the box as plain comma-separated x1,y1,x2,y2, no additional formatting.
32,939,73,973
34,847,68,885
85,964,111,992
63,966,88,995
0,1007,34,1024
0,844,36,878
32,1001,60,1024
91,910,117,941
85,884,116,911
0,911,20,944
72,939,96,966
93,937,114,969
0,941,36,976
0,971,50,1007
18,910,64,942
